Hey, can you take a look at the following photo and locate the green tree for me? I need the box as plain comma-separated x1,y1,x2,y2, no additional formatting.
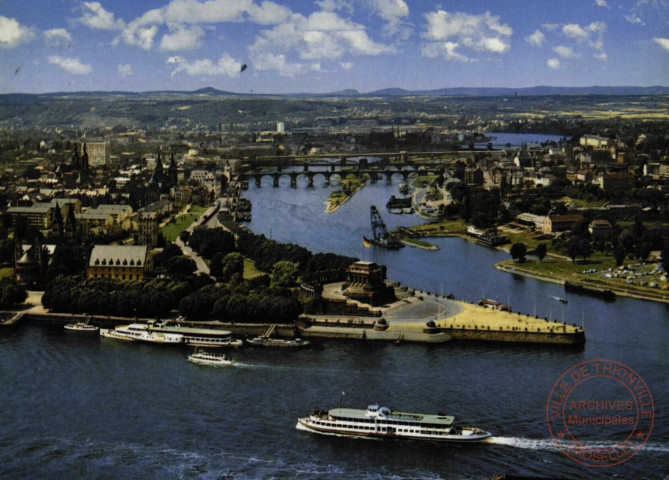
578,237,592,262
0,281,27,307
613,244,627,267
220,253,244,282
567,238,581,263
271,261,300,287
510,243,527,263
534,243,547,262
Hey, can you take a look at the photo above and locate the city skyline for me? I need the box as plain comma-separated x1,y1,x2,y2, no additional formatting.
1,0,668,94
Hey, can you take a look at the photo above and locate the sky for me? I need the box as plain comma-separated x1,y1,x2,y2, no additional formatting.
0,0,668,94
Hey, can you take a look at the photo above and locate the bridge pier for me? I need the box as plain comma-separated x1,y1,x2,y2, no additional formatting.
307,172,314,187
385,171,393,184
254,175,262,187
290,173,298,188
273,174,280,187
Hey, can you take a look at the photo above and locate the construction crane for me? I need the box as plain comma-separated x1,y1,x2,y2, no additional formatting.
365,206,404,249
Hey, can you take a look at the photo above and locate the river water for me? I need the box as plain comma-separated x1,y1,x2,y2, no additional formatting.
1,164,668,479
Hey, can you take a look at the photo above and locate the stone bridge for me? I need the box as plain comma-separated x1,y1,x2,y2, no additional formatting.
236,164,443,187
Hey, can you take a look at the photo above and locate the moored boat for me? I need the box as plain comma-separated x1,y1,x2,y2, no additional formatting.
103,323,184,344
247,336,310,348
64,322,99,333
188,350,234,367
100,328,135,342
147,320,243,348
297,404,491,443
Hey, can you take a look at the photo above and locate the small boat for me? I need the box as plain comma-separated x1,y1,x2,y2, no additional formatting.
297,404,492,443
551,296,568,304
188,350,235,367
64,322,99,333
246,337,310,348
100,328,135,342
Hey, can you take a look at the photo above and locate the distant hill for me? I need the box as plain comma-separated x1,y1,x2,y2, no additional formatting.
1,85,668,101
365,86,669,96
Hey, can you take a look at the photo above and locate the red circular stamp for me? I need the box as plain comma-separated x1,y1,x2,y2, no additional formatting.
546,359,654,468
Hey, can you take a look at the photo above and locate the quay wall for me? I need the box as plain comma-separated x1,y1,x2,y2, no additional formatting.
7,311,583,345
437,327,585,345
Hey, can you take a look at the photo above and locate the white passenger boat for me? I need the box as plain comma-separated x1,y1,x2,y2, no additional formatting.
100,328,135,342
296,404,491,443
188,350,235,367
64,322,99,333
101,323,184,344
147,321,243,348
246,336,310,348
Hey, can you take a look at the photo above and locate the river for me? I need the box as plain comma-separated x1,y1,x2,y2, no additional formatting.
1,150,667,479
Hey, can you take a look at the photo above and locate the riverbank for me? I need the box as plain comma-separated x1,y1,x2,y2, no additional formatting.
400,238,439,251
496,260,669,304
325,179,366,214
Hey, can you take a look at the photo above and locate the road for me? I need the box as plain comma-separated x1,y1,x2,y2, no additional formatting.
173,202,221,277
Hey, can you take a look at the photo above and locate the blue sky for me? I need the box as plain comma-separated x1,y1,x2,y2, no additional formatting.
0,0,667,93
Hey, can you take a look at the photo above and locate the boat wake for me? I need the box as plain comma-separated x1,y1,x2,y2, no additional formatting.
487,437,669,454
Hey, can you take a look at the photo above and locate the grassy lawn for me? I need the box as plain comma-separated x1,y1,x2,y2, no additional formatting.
500,254,669,298
559,196,608,208
409,218,468,236
0,267,14,280
501,229,552,252
160,206,208,242
243,258,265,280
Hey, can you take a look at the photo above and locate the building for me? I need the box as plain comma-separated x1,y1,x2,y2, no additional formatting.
580,135,611,148
85,141,111,167
137,211,159,246
7,204,53,229
277,122,285,134
189,169,220,195
75,211,115,235
342,261,396,306
543,214,584,235
516,213,547,231
599,173,635,191
588,220,614,241
87,245,150,281
94,204,134,224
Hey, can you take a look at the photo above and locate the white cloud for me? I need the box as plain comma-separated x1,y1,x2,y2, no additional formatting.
624,14,644,24
562,23,590,40
421,41,469,62
118,64,133,76
0,16,36,49
315,0,411,38
553,45,579,58
595,0,608,8
44,28,72,47
340,61,354,69
160,24,205,51
593,52,607,61
560,21,606,51
542,23,560,31
118,0,292,50
525,29,545,47
547,58,562,69
251,52,321,76
122,24,159,50
249,10,393,75
654,37,669,52
79,2,125,30
422,10,512,59
48,55,92,74
168,53,242,77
